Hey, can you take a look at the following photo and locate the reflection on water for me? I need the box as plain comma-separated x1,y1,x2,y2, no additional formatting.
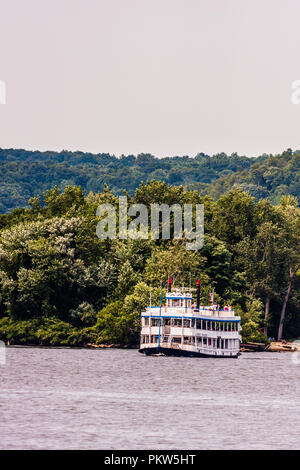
0,347,299,449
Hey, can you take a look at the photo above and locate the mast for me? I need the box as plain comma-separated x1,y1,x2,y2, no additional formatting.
196,279,200,310
210,288,214,306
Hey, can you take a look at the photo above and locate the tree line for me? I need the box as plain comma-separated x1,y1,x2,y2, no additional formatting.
0,147,289,213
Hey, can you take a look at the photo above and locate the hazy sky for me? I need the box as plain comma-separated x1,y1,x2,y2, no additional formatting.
1,0,300,158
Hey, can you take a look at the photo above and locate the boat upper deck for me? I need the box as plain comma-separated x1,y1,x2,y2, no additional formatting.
142,306,240,321
142,289,240,321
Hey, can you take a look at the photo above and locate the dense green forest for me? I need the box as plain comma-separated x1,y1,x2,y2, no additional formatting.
3,147,300,213
191,148,300,204
0,181,299,347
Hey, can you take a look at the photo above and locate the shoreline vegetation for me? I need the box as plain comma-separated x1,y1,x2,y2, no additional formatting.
5,342,138,349
0,156,299,348
4,341,300,353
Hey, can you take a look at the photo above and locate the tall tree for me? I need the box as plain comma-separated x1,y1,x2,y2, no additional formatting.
236,221,283,336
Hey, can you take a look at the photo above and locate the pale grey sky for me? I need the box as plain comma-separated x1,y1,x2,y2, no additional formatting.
0,0,300,157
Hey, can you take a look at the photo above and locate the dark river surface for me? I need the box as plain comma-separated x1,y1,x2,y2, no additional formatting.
0,347,300,449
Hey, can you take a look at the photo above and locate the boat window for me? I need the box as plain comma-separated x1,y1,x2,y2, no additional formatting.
151,318,160,327
172,337,182,344
164,318,171,326
143,317,149,326
183,319,191,328
172,318,182,327
183,336,195,345
151,335,159,343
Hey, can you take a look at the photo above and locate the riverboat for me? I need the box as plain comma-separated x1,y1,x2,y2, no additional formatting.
139,279,241,358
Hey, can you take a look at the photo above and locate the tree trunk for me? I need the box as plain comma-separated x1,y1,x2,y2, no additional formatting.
277,267,294,341
264,296,270,337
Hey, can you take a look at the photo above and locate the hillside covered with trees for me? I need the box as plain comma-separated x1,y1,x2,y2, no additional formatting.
195,148,300,204
1,147,294,213
0,182,299,347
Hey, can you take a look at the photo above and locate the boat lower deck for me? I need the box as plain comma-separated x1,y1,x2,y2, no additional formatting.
139,346,240,358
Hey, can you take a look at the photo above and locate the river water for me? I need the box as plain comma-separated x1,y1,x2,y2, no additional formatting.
0,347,299,449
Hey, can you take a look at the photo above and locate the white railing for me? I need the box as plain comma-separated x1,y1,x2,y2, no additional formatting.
143,307,239,321
141,326,240,335
140,342,239,355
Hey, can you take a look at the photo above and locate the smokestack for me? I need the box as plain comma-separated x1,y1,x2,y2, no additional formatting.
167,278,172,293
196,279,200,309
